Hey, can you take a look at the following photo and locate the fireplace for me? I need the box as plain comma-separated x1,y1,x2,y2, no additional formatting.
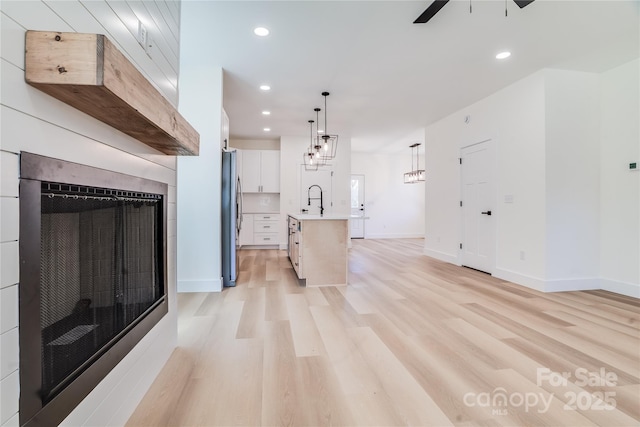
19,153,168,427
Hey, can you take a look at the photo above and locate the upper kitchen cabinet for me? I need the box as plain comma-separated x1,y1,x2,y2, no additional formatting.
242,150,280,193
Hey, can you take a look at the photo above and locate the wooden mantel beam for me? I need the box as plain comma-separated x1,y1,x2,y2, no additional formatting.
25,31,199,156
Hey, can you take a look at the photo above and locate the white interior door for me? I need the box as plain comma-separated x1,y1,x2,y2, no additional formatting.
350,175,365,238
461,140,495,273
300,167,332,215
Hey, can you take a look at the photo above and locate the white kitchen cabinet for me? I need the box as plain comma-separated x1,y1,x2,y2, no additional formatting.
239,213,279,247
259,151,280,192
242,150,280,193
239,213,254,246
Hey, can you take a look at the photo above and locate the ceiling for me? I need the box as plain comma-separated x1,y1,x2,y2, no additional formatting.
181,1,639,153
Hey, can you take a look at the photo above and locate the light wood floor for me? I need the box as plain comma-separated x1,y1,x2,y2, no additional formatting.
127,239,640,426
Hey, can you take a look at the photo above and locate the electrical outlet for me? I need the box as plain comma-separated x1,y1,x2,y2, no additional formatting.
520,251,525,261
137,20,147,46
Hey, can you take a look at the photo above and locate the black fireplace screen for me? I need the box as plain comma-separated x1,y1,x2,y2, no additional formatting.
39,182,164,401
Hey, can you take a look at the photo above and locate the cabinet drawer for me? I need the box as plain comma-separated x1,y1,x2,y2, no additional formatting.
255,221,277,232
255,214,279,221
254,233,278,244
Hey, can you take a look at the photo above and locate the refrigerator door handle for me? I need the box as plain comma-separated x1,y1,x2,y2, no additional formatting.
237,176,243,232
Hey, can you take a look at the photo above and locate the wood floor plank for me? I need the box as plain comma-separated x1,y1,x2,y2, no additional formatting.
348,326,454,426
294,355,355,426
285,293,327,357
236,286,266,339
310,305,404,425
261,320,301,426
125,348,195,427
128,239,639,427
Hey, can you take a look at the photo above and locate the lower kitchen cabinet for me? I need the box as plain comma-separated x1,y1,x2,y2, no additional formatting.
240,213,279,247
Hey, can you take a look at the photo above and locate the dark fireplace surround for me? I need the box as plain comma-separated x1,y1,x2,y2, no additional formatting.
19,153,168,427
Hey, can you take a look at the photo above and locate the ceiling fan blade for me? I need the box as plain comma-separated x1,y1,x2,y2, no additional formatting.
414,0,450,24
513,0,535,8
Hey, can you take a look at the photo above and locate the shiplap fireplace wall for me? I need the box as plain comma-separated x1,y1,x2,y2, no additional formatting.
0,1,181,425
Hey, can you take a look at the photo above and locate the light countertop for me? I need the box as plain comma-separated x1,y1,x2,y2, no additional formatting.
288,213,350,221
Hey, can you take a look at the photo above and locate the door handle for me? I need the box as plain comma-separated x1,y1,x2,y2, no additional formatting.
481,210,492,216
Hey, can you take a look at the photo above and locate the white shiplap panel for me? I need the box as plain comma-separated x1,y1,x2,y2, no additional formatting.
79,0,178,104
131,0,178,60
0,152,18,198
106,0,178,77
0,285,18,333
0,0,72,34
0,371,18,425
163,0,181,24
115,1,178,73
1,107,177,186
168,184,176,204
0,328,18,380
0,13,27,70
1,61,177,171
0,197,19,243
1,412,18,427
153,0,179,39
0,242,18,289
41,0,106,33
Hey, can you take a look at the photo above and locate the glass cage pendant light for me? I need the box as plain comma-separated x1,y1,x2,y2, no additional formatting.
403,143,426,184
313,108,324,160
303,119,319,171
318,91,338,160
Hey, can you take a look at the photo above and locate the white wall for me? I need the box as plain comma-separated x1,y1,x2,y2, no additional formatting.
423,64,639,297
351,152,425,238
424,71,547,283
544,69,601,289
279,135,351,247
176,63,223,292
599,59,640,295
0,1,181,425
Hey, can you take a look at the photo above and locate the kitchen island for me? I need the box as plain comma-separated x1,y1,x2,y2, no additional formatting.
287,213,349,286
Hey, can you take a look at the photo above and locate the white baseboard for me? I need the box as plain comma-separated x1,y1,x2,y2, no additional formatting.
493,268,546,292
493,269,638,297
177,278,222,293
366,233,425,239
600,278,640,298
543,277,600,292
423,247,458,264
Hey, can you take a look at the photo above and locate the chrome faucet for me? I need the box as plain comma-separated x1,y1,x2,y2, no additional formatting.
307,185,324,216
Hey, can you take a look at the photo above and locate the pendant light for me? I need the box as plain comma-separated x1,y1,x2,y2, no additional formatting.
301,90,338,170
303,119,319,171
318,91,338,160
403,143,426,184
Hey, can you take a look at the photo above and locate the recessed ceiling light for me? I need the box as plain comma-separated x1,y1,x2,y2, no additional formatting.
317,129,324,134
254,27,269,37
262,111,271,115
263,128,271,132
496,51,511,60
260,85,271,91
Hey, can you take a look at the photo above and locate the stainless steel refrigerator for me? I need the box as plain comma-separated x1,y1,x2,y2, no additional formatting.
221,149,242,287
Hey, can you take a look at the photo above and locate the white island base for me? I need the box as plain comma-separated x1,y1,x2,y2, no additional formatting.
287,214,349,286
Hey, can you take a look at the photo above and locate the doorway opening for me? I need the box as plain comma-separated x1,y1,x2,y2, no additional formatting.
350,175,365,239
